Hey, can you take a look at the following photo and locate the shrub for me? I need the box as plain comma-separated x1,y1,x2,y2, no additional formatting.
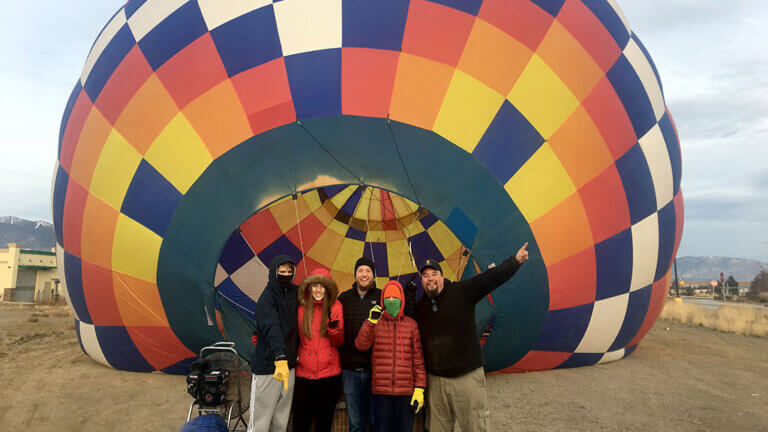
660,301,768,337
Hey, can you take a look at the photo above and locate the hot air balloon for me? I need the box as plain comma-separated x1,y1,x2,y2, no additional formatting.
53,0,683,374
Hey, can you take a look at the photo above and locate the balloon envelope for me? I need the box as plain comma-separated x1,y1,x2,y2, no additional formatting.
54,0,683,373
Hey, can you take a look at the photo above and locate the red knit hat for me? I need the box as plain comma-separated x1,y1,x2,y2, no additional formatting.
310,267,332,278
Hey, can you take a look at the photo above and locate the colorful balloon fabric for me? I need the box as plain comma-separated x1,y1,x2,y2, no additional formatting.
53,0,683,374
215,185,471,320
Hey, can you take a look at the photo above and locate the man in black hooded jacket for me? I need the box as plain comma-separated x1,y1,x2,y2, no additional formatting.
248,254,298,432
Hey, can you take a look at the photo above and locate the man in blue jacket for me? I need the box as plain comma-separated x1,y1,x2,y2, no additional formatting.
248,254,298,432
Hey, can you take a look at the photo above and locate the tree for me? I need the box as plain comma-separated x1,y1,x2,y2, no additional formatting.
726,275,738,288
748,270,768,299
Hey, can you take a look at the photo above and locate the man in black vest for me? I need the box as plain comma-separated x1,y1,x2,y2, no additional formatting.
337,257,381,432
415,243,529,432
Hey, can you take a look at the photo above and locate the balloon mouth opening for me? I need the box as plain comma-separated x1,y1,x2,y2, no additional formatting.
211,184,474,313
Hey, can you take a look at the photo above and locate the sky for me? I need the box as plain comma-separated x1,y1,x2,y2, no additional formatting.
0,1,766,261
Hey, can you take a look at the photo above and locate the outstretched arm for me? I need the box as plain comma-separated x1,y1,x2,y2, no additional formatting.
461,242,529,304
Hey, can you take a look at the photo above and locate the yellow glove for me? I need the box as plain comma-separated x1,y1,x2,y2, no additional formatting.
367,305,382,324
410,387,424,413
273,360,289,392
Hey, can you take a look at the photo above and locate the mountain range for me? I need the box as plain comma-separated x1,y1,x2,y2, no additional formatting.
675,256,768,282
2,216,767,281
0,216,55,250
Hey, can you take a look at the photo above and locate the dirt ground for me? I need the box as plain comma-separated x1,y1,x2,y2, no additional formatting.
1,304,766,432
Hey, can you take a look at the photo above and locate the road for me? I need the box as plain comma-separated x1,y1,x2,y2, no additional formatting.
678,296,767,310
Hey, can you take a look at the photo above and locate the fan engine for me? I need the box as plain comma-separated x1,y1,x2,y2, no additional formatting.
187,358,229,407
184,342,251,431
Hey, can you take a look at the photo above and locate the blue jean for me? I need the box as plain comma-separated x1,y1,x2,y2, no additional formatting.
371,394,414,432
342,369,372,432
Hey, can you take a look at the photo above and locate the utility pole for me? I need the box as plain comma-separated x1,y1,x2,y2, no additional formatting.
721,272,725,302
673,258,680,297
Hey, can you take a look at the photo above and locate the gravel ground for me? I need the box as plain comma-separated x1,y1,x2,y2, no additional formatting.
1,304,766,431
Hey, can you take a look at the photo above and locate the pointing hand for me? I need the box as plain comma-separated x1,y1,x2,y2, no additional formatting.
516,242,529,264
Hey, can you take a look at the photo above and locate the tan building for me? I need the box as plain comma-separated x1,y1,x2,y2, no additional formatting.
0,243,60,303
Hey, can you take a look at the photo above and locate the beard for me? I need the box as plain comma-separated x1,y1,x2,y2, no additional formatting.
424,284,438,298
356,279,373,290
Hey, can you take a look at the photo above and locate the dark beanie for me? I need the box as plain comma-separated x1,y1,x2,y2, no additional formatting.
354,256,375,273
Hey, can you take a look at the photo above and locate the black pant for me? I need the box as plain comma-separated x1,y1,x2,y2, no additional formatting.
292,375,342,432
371,394,414,432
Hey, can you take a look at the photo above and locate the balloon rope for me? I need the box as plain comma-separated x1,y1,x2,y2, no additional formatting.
293,195,309,277
386,114,428,278
361,185,424,281
392,203,423,282
363,187,378,279
217,288,255,316
386,115,421,207
357,184,413,282
298,121,363,184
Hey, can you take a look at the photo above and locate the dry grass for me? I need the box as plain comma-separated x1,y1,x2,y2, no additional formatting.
661,300,768,337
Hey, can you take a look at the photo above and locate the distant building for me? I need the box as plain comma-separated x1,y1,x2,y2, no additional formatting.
0,243,59,303
737,282,751,296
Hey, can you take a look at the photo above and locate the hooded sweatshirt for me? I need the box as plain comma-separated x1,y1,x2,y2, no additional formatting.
249,255,299,375
355,281,426,396
296,268,345,379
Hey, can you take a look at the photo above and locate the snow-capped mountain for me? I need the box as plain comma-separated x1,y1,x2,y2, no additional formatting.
0,216,56,249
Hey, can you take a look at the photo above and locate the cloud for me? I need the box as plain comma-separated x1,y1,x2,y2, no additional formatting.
683,192,768,224
750,168,768,196
620,1,768,260
621,1,742,38
0,2,120,222
667,64,768,141
677,222,768,263
0,1,766,260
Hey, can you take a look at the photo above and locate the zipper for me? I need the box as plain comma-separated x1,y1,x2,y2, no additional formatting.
391,319,397,394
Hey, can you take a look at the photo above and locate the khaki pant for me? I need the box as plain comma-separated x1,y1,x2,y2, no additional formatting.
426,367,490,432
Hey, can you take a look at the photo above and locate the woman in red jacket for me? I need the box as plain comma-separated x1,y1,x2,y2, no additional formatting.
292,268,344,432
355,280,426,432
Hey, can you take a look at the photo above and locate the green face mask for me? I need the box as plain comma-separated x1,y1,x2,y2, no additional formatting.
383,298,401,318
